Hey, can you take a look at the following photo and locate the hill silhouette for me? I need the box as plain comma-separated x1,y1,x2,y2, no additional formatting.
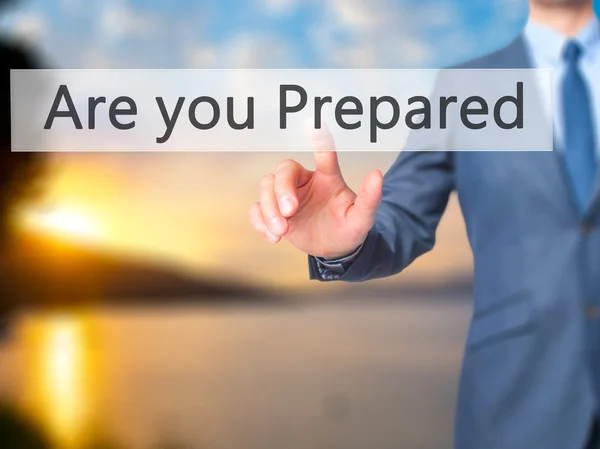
0,232,275,312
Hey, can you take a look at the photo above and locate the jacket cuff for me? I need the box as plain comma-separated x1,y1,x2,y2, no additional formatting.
308,244,364,281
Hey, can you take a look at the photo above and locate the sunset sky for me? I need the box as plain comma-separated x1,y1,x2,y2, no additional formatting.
2,0,589,288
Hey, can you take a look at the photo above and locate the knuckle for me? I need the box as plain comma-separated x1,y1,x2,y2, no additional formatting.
276,159,297,173
260,174,275,189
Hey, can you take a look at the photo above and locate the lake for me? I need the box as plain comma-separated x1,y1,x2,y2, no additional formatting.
0,297,471,449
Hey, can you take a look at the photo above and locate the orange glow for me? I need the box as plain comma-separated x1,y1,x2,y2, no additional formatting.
23,314,95,448
22,207,103,243
12,153,471,288
44,317,85,446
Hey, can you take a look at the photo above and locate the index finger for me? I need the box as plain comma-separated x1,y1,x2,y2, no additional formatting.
310,124,340,176
274,159,312,217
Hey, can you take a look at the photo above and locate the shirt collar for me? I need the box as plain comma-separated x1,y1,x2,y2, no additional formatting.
524,16,600,65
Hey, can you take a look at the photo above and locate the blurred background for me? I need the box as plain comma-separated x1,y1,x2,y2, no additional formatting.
0,1,594,448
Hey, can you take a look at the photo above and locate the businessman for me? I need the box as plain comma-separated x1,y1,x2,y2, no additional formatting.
250,0,600,448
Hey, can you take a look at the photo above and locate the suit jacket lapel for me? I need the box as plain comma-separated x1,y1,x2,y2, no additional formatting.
498,37,582,216
586,175,600,220
503,35,600,218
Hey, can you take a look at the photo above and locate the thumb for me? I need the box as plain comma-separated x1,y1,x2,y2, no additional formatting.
349,169,383,230
310,124,341,176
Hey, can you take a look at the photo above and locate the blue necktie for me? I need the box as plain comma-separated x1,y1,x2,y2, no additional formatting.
562,40,597,213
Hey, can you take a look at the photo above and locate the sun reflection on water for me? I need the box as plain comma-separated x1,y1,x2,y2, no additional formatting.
24,314,94,448
45,318,84,445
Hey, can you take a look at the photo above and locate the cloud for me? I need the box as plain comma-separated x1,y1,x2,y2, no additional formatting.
307,0,527,68
261,0,299,15
326,0,394,31
4,0,528,70
100,2,160,40
184,33,297,69
258,0,448,67
81,47,113,69
5,11,46,44
185,45,218,68
223,33,296,68
308,0,439,68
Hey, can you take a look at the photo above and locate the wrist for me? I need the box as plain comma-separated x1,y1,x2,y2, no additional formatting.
320,244,363,262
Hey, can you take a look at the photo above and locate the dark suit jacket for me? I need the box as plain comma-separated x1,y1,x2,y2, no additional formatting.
310,37,600,449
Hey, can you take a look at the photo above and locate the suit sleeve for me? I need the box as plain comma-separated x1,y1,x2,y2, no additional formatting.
309,150,455,282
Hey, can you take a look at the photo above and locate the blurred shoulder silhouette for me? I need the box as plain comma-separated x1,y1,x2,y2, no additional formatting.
0,402,52,449
0,0,47,326
0,0,46,247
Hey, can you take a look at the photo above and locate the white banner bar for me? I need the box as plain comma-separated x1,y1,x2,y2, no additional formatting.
11,69,553,152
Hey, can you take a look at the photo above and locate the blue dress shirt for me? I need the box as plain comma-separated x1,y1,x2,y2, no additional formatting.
524,17,600,157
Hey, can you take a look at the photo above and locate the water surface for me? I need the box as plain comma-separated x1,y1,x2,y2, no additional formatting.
0,297,471,449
